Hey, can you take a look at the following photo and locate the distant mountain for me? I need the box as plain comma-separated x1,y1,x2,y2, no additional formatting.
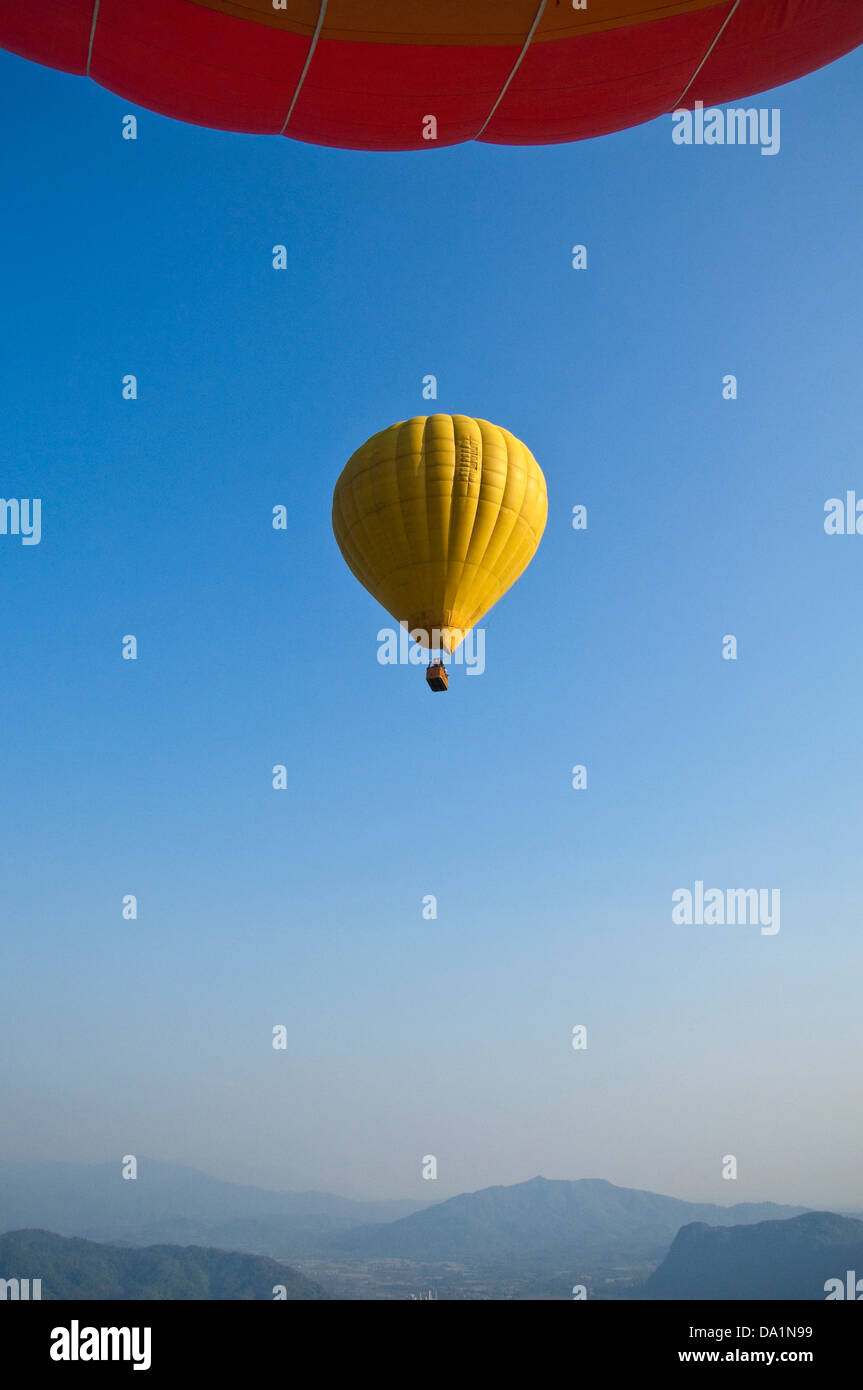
644,1211,863,1300
0,1229,327,1300
0,1160,426,1255
335,1177,808,1264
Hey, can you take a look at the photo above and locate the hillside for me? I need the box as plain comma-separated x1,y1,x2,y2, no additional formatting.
644,1211,863,1300
0,1229,328,1300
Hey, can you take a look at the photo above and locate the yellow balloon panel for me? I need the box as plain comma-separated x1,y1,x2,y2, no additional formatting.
332,415,547,650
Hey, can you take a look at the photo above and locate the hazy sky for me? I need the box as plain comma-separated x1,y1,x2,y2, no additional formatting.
1,43,861,1209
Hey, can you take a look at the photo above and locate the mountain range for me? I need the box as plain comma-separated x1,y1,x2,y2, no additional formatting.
2,1160,833,1298
334,1176,808,1265
0,1159,424,1254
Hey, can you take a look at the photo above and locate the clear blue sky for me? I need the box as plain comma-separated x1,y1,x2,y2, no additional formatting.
1,44,861,1207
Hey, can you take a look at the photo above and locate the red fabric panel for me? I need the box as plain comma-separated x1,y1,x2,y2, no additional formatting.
481,6,731,144
0,0,861,145
0,0,93,72
694,0,863,104
90,0,309,134
285,37,516,150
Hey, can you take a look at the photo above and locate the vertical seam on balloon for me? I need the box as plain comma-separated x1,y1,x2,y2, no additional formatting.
332,480,357,583
390,420,415,592
346,468,374,591
450,417,474,634
672,0,742,110
336,500,365,587
85,0,101,77
474,0,548,141
451,420,497,627
443,415,461,619
337,457,371,590
444,416,477,630
469,436,529,623
424,415,441,624
280,0,328,135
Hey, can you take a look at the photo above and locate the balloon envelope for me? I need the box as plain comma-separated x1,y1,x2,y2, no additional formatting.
332,415,547,652
1,1,861,150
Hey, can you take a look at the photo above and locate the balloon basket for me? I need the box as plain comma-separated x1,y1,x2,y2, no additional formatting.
425,662,448,693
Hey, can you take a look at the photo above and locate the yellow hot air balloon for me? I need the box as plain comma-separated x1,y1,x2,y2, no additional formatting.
332,415,547,690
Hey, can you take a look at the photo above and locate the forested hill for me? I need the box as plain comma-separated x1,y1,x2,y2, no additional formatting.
0,1229,328,1300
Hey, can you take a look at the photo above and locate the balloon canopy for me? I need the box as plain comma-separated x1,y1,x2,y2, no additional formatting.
1,1,861,151
332,415,547,666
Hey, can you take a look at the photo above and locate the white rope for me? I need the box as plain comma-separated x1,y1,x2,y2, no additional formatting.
673,0,742,110
86,0,101,76
474,0,548,140
280,0,328,134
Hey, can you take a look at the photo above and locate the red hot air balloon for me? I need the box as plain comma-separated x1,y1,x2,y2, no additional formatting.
0,1,860,151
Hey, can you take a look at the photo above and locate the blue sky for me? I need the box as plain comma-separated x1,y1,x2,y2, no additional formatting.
1,44,861,1206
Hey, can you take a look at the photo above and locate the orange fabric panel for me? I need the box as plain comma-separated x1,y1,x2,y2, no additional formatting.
187,0,728,45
